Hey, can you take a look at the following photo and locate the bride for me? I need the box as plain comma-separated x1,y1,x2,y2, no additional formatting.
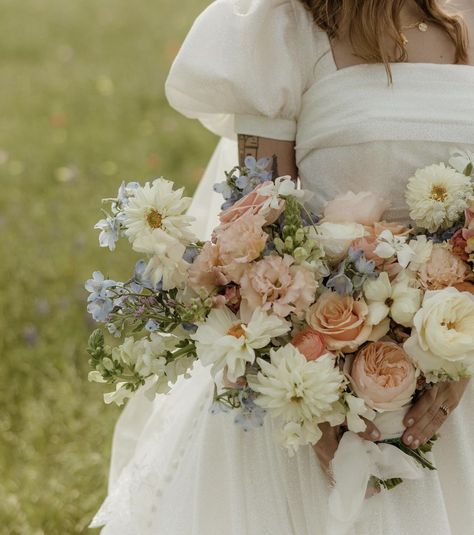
91,1,474,533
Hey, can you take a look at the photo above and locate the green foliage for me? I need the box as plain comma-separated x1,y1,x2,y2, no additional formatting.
0,0,215,532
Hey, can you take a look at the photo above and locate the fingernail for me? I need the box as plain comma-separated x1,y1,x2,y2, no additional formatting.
405,435,413,445
371,430,380,439
413,439,420,448
407,418,415,427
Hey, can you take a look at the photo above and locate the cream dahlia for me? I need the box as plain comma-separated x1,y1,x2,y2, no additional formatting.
405,163,471,232
123,177,196,245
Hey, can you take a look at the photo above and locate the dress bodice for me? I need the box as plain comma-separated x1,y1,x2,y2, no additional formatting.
296,62,474,221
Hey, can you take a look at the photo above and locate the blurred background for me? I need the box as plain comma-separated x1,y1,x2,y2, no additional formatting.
0,0,215,532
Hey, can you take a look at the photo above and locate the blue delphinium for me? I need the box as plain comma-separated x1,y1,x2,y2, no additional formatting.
234,389,266,432
85,271,117,322
183,245,200,264
244,156,273,182
327,248,377,296
94,217,120,251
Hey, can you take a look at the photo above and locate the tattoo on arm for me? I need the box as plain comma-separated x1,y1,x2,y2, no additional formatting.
238,134,279,177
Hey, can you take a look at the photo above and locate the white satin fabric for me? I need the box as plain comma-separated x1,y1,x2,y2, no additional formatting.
92,0,474,533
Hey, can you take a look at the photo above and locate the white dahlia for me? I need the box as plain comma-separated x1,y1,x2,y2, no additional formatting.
123,178,196,245
192,307,290,382
405,163,471,232
132,230,189,290
249,345,344,423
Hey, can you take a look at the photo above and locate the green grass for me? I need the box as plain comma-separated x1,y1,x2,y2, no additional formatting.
0,0,215,532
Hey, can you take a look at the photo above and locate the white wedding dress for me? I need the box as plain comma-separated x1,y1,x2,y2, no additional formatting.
91,1,474,533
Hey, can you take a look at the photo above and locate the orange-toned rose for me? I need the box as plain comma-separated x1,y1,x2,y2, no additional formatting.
306,292,372,353
453,281,474,295
348,342,417,411
418,245,469,290
218,181,285,227
292,328,326,361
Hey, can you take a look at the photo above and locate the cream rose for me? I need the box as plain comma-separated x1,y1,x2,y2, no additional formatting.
323,191,391,226
306,292,373,352
317,222,366,264
418,244,469,290
404,287,474,378
348,342,418,412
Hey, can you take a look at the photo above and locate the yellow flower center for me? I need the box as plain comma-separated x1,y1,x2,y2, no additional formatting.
147,209,163,229
227,324,245,338
430,184,448,202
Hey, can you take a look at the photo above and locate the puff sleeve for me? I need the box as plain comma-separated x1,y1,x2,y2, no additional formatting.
165,0,317,140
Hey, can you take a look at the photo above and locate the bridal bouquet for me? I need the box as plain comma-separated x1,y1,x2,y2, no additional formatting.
86,150,474,507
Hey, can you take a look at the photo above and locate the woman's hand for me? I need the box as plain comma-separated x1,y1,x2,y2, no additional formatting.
402,378,470,449
313,419,381,480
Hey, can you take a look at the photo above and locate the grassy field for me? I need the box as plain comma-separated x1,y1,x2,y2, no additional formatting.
0,0,215,532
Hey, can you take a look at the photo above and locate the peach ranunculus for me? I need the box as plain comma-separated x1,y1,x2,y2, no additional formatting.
418,244,469,290
218,181,285,227
349,341,418,411
292,327,326,361
323,191,392,226
239,254,317,318
217,212,268,282
306,291,373,353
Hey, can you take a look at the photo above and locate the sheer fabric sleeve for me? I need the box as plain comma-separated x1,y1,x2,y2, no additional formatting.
165,0,317,141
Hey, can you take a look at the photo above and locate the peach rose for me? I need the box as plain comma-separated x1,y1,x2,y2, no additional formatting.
292,327,326,361
418,245,469,290
218,181,285,227
306,292,373,353
453,281,474,295
323,191,391,226
217,212,268,282
239,254,317,318
349,342,417,411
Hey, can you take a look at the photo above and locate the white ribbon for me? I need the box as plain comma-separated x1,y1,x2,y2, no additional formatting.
327,431,425,534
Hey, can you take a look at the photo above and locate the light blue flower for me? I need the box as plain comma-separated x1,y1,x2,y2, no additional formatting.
87,296,114,322
112,181,140,213
213,181,233,200
244,156,273,182
107,322,122,337
145,319,160,332
85,271,115,300
183,245,200,264
94,217,120,251
327,271,353,295
234,390,266,431
235,174,250,190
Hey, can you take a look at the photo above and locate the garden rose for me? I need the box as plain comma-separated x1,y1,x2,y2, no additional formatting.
218,181,285,226
292,327,326,361
348,342,418,411
306,292,373,352
418,245,469,290
317,222,366,264
323,191,391,226
217,212,267,282
404,287,474,378
240,254,317,318
451,229,469,261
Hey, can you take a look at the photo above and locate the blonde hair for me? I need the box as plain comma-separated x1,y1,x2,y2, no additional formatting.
300,0,469,77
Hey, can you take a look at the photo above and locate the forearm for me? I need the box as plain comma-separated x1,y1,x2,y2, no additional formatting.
237,134,298,181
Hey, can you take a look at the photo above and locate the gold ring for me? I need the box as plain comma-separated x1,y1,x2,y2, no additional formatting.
439,404,450,416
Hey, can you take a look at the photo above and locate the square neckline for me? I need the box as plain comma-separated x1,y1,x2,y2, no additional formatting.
322,30,474,76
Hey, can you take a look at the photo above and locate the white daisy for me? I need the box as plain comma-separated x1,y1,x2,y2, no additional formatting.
132,230,189,290
123,177,196,245
405,163,471,232
192,307,290,382
249,345,344,423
